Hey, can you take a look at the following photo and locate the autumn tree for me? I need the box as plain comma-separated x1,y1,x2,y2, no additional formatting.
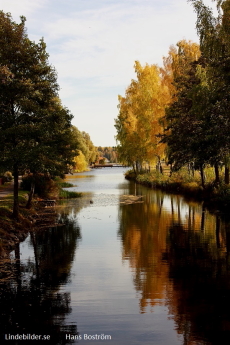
70,126,96,172
72,151,88,172
115,61,171,173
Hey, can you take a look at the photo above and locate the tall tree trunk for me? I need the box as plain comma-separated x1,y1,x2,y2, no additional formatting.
13,163,19,220
191,162,195,177
214,163,220,184
188,162,195,177
160,163,163,175
132,163,136,175
26,179,35,209
200,165,205,188
225,165,229,185
156,156,163,174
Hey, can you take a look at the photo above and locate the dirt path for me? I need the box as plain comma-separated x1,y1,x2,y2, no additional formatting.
0,177,23,199
0,182,14,199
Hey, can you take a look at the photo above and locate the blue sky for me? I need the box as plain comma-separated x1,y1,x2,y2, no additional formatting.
0,0,215,146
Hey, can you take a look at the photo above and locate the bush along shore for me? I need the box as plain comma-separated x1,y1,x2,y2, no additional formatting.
0,176,82,258
21,174,82,203
125,168,230,213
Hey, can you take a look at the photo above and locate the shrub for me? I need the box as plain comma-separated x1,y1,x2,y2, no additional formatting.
4,171,13,181
21,173,59,199
0,176,7,184
215,184,230,204
99,158,105,165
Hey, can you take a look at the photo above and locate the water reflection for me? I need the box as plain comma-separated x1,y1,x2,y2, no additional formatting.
118,184,170,314
166,213,230,345
0,213,81,344
119,181,230,343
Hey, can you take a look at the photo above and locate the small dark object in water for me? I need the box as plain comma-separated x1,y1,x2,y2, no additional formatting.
90,200,93,204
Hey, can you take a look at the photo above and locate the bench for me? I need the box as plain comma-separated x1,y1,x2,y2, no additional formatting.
37,199,56,207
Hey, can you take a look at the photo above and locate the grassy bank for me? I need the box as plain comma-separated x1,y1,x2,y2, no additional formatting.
56,180,82,199
125,169,230,210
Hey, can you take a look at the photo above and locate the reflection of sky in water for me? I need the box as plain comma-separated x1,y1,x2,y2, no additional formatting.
19,234,34,262
65,167,130,194
159,194,203,225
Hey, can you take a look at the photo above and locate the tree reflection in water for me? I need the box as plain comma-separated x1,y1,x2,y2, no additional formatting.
166,213,230,345
119,182,230,344
118,183,171,313
0,214,81,344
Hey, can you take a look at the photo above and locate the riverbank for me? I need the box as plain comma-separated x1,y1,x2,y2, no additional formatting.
125,170,230,213
0,192,59,257
0,179,82,258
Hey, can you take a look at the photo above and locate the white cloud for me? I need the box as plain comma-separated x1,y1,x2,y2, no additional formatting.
0,0,48,19
42,0,199,107
43,0,200,147
0,0,216,146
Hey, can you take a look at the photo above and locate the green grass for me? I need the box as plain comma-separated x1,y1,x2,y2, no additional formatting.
58,181,76,188
55,177,81,199
0,190,28,206
0,182,12,189
59,189,82,199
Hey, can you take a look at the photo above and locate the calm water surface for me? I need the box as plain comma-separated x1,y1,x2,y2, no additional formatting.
1,168,230,344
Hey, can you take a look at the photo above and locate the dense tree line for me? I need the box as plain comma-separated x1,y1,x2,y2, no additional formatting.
115,0,230,187
96,146,118,163
164,0,230,186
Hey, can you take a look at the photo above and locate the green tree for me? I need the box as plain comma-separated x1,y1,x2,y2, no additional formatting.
81,131,97,163
0,12,75,217
161,40,225,186
163,58,213,186
188,0,230,183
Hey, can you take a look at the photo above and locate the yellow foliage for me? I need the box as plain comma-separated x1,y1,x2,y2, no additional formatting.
115,40,201,171
115,61,170,168
73,150,89,172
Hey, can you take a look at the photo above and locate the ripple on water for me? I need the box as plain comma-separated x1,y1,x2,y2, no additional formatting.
89,193,120,207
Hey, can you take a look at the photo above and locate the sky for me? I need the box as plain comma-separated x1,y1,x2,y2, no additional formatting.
0,0,216,146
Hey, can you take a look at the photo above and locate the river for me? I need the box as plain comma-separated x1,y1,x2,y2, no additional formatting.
1,167,230,344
